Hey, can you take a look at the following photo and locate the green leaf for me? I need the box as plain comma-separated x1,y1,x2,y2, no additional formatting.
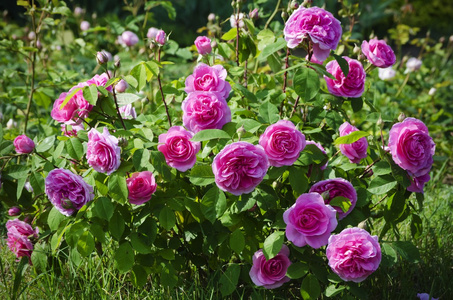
293,68,320,101
108,174,128,204
92,197,114,221
116,93,144,106
391,241,420,263
301,274,321,300
373,161,392,176
124,75,138,88
29,172,44,195
410,214,423,239
263,231,285,260
131,63,147,91
381,243,397,267
6,165,28,180
188,165,215,186
329,196,352,213
132,149,151,171
131,265,148,288
83,85,98,106
325,284,346,297
12,257,28,300
47,207,66,231
65,138,84,160
259,101,279,124
109,211,125,240
289,166,309,194
35,135,55,152
77,231,95,257
257,29,275,51
159,207,176,231
219,264,241,297
286,262,309,279
31,243,48,273
160,262,178,287
114,242,135,273
229,229,245,255
334,131,369,145
221,27,237,41
332,54,349,78
384,190,408,223
191,129,231,142
368,175,397,195
201,186,227,223
60,87,82,110
259,37,286,60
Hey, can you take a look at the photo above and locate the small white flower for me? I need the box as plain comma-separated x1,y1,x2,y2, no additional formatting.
230,13,245,29
428,87,436,96
378,67,396,80
405,57,422,73
6,119,17,129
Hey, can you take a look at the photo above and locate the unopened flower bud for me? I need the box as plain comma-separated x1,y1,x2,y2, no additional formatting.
281,11,288,20
8,207,21,216
353,43,361,54
208,13,216,22
249,8,259,19
398,112,406,122
28,31,36,40
74,7,83,16
96,51,109,65
211,41,217,48
449,35,453,43
80,20,90,31
115,79,128,93
377,116,383,126
358,220,368,230
114,59,121,69
36,39,41,49
237,125,246,140
155,30,166,46
362,166,374,178
439,36,445,43
321,190,330,201
290,0,299,10
6,119,17,129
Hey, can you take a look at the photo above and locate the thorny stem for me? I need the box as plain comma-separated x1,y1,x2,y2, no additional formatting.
371,195,388,210
106,71,127,130
359,157,382,178
289,96,300,118
35,152,58,168
243,60,248,87
282,47,290,93
157,48,172,127
264,0,282,30
235,6,240,67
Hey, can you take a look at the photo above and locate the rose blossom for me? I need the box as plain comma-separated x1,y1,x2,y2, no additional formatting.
378,67,396,81
338,121,368,163
119,31,139,47
405,57,422,73
259,120,306,167
283,193,337,248
194,36,212,55
86,127,121,175
6,219,38,259
155,30,166,45
147,27,159,39
158,126,201,172
119,103,137,119
212,142,269,196
407,174,430,193
249,245,292,289
284,6,342,62
45,168,94,216
326,227,381,282
305,141,327,170
127,171,157,205
417,293,438,300
185,63,232,100
361,38,396,68
14,135,35,154
115,79,128,93
51,92,79,124
388,117,435,178
80,20,90,31
6,219,38,237
8,207,21,216
325,57,366,98
309,178,357,219
61,122,84,137
181,91,231,133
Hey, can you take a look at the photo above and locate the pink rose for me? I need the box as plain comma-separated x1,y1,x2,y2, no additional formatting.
182,91,231,133
14,135,35,154
305,54,323,65
127,171,157,205
6,219,38,237
326,227,381,282
86,73,112,92
249,245,292,289
388,118,435,178
158,126,201,172
361,38,396,68
194,36,212,55
185,63,232,100
212,142,269,196
147,27,159,39
8,207,21,216
86,127,121,175
305,141,327,170
61,122,84,137
51,92,79,124
7,228,34,259
325,57,366,98
119,31,139,47
283,192,337,248
119,104,137,119
406,57,422,73
284,6,342,62
309,178,357,219
155,30,166,45
407,174,430,193
338,121,368,164
259,120,306,167
80,20,90,31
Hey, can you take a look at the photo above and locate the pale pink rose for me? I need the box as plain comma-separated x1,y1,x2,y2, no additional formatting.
181,91,231,133
325,56,366,98
361,38,396,68
147,27,159,39
80,21,90,31
119,104,136,119
155,30,166,45
158,126,201,172
259,120,306,167
378,67,396,80
14,135,35,154
115,79,128,93
194,36,212,55
249,245,292,289
127,171,157,205
185,63,232,100
230,13,244,28
120,31,139,47
283,192,337,248
405,57,422,73
86,127,121,175
284,6,342,62
326,227,381,283
212,142,269,196
338,121,368,163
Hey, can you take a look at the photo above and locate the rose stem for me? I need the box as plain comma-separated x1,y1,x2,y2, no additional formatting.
157,48,172,127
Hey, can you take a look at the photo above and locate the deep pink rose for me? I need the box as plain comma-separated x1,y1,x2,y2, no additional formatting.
325,57,366,98
7,228,34,259
86,127,121,175
86,72,112,92
6,219,38,237
361,38,396,68
120,31,139,47
338,121,368,163
407,174,430,193
61,122,84,137
51,92,79,124
158,126,201,172
8,207,21,216
259,120,306,167
388,117,435,178
127,171,157,205
182,91,231,133
284,6,342,62
194,36,212,55
212,142,269,196
309,178,357,219
283,192,337,248
45,168,94,216
14,135,35,154
326,227,381,282
305,141,327,170
185,63,232,100
249,245,292,289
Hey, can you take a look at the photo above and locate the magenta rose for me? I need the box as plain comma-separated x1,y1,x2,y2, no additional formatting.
184,63,232,100
305,141,327,170
325,57,366,98
86,127,121,175
6,219,38,259
6,219,39,237
86,72,112,92
182,91,231,133
388,117,435,178
8,207,21,216
326,227,381,282
407,174,430,193
283,192,337,248
194,36,212,55
127,171,157,205
249,244,292,289
14,135,35,154
212,142,269,196
45,168,94,216
309,178,357,219
361,38,396,68
51,92,79,124
338,121,368,163
259,120,306,167
284,6,342,62
158,126,201,172
155,30,166,45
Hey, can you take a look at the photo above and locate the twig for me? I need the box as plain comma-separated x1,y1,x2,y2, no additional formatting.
289,96,300,118
157,48,172,127
264,0,282,30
